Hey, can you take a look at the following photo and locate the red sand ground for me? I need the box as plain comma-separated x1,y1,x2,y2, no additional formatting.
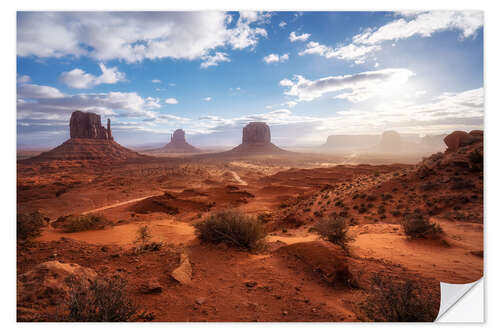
17,143,482,322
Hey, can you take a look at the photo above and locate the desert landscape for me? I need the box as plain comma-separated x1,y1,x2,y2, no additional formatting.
16,111,483,322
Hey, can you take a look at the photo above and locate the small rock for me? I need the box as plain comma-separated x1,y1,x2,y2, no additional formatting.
245,281,257,288
171,253,192,285
140,278,163,294
195,297,206,305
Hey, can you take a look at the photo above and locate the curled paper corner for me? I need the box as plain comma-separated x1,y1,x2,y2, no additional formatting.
435,278,483,322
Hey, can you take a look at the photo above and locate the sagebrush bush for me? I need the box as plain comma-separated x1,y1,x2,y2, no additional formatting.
361,276,438,322
400,213,443,239
17,212,46,241
59,214,109,233
195,211,266,250
314,215,351,251
60,276,137,322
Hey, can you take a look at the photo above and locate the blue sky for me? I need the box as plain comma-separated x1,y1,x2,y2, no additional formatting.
17,11,483,148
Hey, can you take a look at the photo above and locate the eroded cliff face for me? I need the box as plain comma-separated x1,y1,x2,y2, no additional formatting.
242,122,271,144
70,111,113,140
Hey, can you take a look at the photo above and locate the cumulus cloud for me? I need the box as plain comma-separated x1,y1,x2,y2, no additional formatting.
298,11,482,64
281,68,415,102
17,84,65,99
353,11,483,45
152,79,161,83
289,31,310,42
201,52,231,68
165,98,178,104
279,21,287,28
59,63,126,89
299,41,380,64
203,97,212,102
17,75,31,84
263,53,289,64
17,12,270,63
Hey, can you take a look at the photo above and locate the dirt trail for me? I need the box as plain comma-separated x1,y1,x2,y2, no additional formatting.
229,170,248,185
82,193,163,215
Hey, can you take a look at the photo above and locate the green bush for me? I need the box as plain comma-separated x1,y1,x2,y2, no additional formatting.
401,213,443,239
60,276,137,322
58,214,109,233
314,215,351,251
195,211,266,250
17,212,46,241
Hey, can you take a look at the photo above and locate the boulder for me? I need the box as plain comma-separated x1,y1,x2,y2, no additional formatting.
469,130,483,137
242,122,271,144
444,131,474,152
170,253,192,285
139,278,163,294
69,110,113,140
17,261,97,308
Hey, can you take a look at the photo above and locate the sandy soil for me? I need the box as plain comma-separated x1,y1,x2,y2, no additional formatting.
17,146,483,322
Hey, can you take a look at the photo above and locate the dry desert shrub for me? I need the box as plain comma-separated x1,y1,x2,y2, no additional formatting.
400,213,443,240
314,215,351,251
58,214,110,233
361,276,438,322
195,210,266,250
58,276,137,322
17,211,46,241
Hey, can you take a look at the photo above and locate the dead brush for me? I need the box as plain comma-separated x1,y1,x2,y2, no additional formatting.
400,213,443,240
360,275,438,322
313,215,352,252
195,210,266,250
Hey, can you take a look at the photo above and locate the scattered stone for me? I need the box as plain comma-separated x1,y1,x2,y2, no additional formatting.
171,253,192,285
195,297,206,305
245,281,258,288
140,278,163,294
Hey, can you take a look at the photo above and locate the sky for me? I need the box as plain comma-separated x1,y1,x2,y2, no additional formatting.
16,11,484,148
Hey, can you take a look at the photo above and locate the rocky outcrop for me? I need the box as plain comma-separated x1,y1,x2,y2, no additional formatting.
28,110,141,163
17,261,98,320
170,253,192,285
70,111,113,140
444,131,474,152
242,122,271,144
228,122,287,155
159,129,200,153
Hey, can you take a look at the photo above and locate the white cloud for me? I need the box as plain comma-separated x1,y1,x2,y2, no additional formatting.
152,79,161,83
289,31,310,42
201,52,231,68
353,11,483,45
60,63,126,89
18,12,270,63
283,101,298,108
279,21,287,28
17,75,31,84
17,84,65,99
165,98,178,104
299,41,380,63
281,68,415,102
279,79,294,87
203,97,212,101
296,11,482,64
263,53,289,64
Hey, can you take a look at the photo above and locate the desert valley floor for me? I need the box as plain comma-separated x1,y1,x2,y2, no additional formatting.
17,139,483,322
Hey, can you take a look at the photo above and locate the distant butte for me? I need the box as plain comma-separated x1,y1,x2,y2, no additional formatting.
30,110,141,162
159,129,201,153
228,122,287,154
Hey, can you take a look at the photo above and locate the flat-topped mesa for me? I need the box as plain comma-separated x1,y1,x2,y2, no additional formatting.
70,110,113,140
378,130,401,152
171,129,187,145
227,122,287,155
242,122,271,144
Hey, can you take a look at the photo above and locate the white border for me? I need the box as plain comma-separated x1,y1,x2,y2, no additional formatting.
3,0,497,331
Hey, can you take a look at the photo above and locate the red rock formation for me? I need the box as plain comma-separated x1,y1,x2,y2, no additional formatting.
444,131,474,152
242,122,271,144
70,111,113,140
229,122,287,155
159,129,200,153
